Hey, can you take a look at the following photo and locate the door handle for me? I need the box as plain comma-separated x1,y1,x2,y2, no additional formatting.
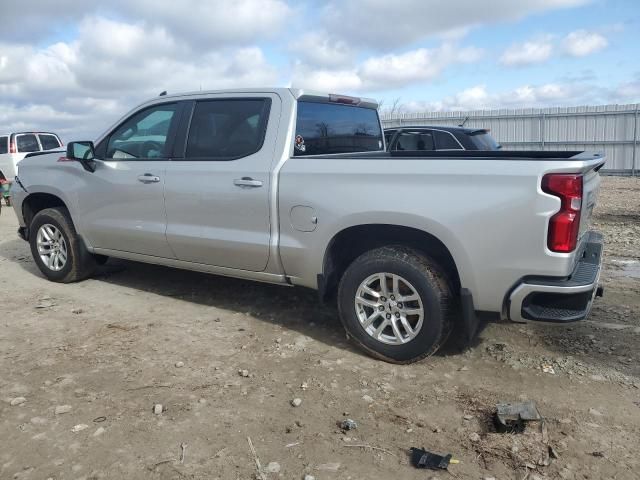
138,173,160,184
233,177,263,188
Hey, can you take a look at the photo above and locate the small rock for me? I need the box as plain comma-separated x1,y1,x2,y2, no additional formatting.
54,405,72,415
175,361,185,368
93,427,105,437
463,414,473,420
362,395,374,403
153,404,163,415
71,424,89,433
71,308,84,314
300,382,309,390
304,475,316,480
265,462,280,473
459,366,469,371
340,419,357,431
291,398,302,407
588,408,603,416
469,432,481,443
239,369,250,377
10,397,26,406
483,477,496,480
432,426,442,433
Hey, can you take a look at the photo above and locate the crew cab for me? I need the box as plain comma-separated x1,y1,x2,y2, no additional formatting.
10,89,605,363
385,126,500,151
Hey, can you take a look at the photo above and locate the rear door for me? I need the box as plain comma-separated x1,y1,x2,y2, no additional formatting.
76,102,182,258
163,94,280,271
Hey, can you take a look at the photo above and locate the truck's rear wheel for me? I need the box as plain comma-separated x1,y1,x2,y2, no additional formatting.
337,246,453,364
29,207,96,283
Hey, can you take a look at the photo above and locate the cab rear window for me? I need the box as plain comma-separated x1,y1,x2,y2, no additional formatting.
16,134,40,153
0,136,7,154
294,102,383,156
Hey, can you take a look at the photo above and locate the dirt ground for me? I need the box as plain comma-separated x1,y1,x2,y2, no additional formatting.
0,176,639,480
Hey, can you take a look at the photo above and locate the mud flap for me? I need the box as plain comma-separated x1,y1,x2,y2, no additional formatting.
460,288,479,346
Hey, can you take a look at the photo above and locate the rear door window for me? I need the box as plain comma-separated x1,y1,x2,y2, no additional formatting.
433,130,463,150
0,136,8,154
185,98,271,160
393,131,435,151
16,134,40,153
294,102,383,156
38,134,62,150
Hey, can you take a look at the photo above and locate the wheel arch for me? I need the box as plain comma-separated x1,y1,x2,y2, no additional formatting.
21,192,71,239
320,223,462,302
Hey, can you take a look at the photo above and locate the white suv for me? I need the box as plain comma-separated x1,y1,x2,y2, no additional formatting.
0,132,63,181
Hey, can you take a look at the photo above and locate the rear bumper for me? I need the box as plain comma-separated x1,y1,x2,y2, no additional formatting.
508,231,603,323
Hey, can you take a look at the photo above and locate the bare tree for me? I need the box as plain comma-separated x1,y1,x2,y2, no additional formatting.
388,97,402,117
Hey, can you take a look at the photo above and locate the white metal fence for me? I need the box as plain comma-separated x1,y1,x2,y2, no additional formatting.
380,103,639,174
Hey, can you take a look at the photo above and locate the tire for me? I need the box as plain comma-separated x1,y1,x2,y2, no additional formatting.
29,207,96,283
337,246,454,364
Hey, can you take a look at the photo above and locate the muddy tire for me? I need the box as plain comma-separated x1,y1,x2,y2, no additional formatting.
337,246,454,364
29,207,96,283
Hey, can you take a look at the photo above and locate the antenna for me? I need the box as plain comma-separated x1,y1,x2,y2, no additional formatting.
159,91,167,96
459,116,469,127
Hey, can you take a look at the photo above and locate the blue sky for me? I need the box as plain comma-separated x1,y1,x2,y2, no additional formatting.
0,0,639,138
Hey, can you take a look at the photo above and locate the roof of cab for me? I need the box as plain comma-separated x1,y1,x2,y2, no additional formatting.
147,88,378,109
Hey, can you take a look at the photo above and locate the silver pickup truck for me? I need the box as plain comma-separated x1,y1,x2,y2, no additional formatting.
10,88,605,363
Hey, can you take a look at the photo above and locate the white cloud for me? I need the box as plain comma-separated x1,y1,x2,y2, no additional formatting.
289,32,355,68
321,0,590,48
359,45,483,89
0,15,278,139
500,36,554,66
292,43,483,92
563,30,608,57
0,0,292,45
400,81,615,112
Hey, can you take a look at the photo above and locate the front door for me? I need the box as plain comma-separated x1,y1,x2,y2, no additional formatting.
76,102,181,258
163,94,280,271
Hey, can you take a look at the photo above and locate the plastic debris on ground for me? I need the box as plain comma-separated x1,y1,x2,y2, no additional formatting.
410,447,454,470
494,400,542,433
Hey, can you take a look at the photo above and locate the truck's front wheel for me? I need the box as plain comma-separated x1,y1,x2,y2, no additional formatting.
337,246,453,363
29,207,96,283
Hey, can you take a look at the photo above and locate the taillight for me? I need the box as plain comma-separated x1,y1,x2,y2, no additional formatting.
542,173,583,253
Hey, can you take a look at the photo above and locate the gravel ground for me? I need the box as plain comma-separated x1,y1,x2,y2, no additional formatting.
0,176,639,480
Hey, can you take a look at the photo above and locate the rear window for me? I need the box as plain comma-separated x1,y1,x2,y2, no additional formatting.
433,130,463,150
0,136,7,154
38,134,61,150
468,132,500,150
294,102,383,156
16,134,40,153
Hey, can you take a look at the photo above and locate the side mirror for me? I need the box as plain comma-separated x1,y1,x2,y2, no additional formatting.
67,141,96,172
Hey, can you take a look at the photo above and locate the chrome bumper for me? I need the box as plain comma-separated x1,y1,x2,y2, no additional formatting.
508,231,603,323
